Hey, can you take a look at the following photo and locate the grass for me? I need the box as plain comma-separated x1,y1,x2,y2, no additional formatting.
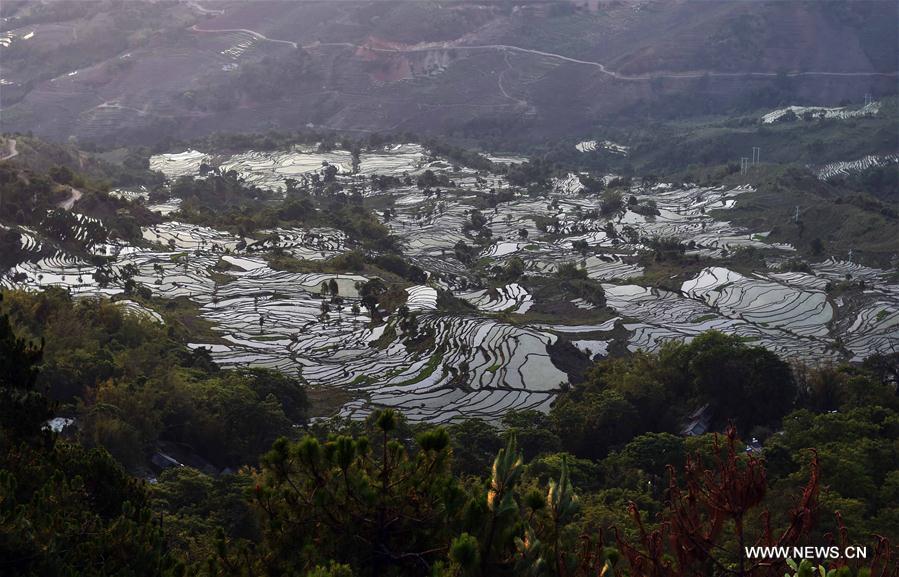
265,254,337,274
305,385,356,419
371,323,397,350
390,346,445,388
152,295,226,343
209,271,235,285
628,258,705,291
212,256,237,269
265,253,409,285
627,98,899,175
436,289,478,313
692,314,717,323
710,167,899,267
512,306,617,326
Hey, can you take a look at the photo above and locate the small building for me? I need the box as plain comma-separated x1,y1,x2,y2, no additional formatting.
745,437,763,454
680,404,712,437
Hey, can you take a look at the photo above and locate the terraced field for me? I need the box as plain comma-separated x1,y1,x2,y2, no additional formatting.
3,143,897,422
761,101,881,124
815,153,899,180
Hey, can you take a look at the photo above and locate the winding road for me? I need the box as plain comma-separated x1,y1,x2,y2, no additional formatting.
190,24,298,49
191,24,899,81
369,43,899,81
58,187,82,210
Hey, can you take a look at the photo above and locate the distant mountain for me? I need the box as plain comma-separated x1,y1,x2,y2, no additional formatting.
1,0,896,146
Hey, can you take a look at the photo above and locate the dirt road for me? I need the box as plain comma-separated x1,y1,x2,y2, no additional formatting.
0,138,18,161
190,25,898,82
58,187,83,210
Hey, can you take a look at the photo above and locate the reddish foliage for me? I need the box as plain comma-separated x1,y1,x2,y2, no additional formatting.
824,512,898,577
614,425,820,577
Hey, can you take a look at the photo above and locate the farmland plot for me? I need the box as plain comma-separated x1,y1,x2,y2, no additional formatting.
600,281,838,361
149,149,210,179
405,285,438,311
143,221,248,252
7,141,899,424
191,292,565,422
3,253,111,296
761,101,880,124
575,140,629,155
815,154,899,181
461,283,533,313
219,149,354,191
681,267,833,337
248,227,348,261
171,144,430,193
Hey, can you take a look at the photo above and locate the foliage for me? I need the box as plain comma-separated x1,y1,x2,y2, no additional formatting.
2,287,898,576
555,262,588,281
0,292,184,576
0,293,48,441
241,411,461,574
616,426,821,577
1,289,308,469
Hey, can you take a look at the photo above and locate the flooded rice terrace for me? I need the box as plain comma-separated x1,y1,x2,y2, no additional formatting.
5,143,898,421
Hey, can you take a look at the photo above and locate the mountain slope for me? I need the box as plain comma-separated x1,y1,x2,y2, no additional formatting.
1,0,896,146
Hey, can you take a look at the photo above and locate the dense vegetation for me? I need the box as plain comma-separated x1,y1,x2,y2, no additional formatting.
712,166,899,266
1,289,309,470
1,120,896,576
0,154,162,261
1,289,896,576
166,166,398,255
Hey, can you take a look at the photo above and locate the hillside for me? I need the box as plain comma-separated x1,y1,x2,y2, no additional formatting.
2,3,899,575
1,0,896,146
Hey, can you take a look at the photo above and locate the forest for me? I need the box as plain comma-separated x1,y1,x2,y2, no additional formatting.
1,289,897,577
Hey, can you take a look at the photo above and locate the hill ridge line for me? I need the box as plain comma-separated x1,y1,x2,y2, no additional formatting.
191,24,899,81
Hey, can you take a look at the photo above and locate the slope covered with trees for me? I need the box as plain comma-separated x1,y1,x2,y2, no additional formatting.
1,289,897,576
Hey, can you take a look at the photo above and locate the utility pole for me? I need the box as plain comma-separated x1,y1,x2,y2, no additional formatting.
752,147,760,165
864,93,873,107
793,205,801,223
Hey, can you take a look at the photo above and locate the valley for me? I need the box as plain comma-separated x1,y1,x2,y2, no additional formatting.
2,3,899,574
3,139,896,423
